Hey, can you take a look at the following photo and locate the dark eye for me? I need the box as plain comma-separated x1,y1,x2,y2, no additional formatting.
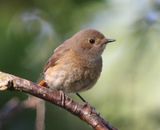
89,39,95,44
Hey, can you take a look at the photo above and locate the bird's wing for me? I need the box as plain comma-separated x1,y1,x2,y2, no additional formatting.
43,40,70,72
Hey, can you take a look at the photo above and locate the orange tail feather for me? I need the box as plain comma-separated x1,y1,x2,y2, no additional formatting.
38,80,48,88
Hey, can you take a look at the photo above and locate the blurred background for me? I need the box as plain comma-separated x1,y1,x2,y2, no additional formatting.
0,0,160,130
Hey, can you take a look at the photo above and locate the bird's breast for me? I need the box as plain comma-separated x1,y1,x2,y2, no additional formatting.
44,50,102,93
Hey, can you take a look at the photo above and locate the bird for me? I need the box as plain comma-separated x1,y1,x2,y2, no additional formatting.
39,29,115,102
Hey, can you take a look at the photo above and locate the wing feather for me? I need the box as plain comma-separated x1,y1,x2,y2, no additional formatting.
44,40,71,72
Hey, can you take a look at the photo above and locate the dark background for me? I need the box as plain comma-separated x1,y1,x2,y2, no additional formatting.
0,0,160,130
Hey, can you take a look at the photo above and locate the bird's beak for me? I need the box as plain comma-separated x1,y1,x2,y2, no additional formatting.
102,38,116,45
107,39,116,43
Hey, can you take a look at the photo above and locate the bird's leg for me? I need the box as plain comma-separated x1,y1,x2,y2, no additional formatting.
76,93,86,103
39,81,86,103
59,90,65,106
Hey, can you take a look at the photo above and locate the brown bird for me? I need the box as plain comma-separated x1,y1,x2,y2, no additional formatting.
39,29,115,101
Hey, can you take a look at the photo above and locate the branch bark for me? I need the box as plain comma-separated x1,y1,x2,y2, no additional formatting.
0,71,118,130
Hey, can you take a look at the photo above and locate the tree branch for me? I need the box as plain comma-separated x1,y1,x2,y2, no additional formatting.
0,71,118,130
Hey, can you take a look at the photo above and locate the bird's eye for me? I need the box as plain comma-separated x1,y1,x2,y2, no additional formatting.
89,39,95,44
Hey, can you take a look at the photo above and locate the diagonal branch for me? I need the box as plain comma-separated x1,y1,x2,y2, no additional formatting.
0,71,118,130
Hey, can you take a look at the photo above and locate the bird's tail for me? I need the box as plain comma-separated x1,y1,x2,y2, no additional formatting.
38,80,48,88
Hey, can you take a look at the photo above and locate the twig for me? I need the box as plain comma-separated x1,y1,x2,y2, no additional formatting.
0,71,118,130
0,96,45,130
35,99,45,130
